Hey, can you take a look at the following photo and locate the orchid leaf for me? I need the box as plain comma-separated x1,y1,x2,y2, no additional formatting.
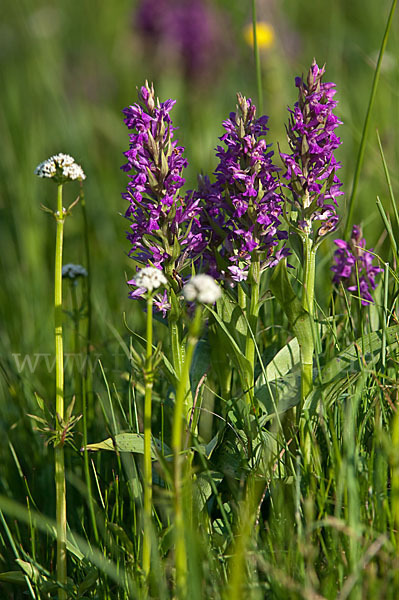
205,300,253,389
83,433,172,460
269,259,313,358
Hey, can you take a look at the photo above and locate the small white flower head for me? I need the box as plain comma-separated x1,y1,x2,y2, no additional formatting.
34,153,86,184
134,267,167,292
62,263,88,282
183,274,221,304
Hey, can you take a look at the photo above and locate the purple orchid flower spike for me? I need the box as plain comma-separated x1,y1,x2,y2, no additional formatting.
281,59,343,242
121,82,205,313
197,93,288,282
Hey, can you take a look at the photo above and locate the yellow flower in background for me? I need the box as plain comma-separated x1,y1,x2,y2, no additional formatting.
243,21,275,49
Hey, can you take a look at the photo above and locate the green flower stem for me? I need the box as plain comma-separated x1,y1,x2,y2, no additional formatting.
169,286,193,425
300,236,316,402
79,185,93,424
299,236,316,465
55,183,67,600
78,185,98,543
238,284,246,311
82,377,99,543
172,305,202,595
170,321,183,379
167,287,184,378
142,294,154,577
245,257,260,407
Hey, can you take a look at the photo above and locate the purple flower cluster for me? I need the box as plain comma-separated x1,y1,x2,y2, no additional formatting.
281,60,343,238
332,225,382,305
121,82,204,281
197,93,288,282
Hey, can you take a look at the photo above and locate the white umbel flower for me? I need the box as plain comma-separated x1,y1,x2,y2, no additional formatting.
35,153,86,183
134,267,167,292
183,274,221,304
62,263,88,280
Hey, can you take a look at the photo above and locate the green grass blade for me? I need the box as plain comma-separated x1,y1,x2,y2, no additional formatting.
344,0,398,236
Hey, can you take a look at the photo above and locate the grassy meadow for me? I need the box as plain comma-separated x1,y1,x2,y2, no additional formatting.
1,0,399,598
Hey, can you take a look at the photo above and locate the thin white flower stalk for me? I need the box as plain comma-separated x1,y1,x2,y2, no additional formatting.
134,267,166,577
35,153,85,600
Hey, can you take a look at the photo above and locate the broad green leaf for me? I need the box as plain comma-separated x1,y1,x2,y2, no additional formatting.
215,291,247,351
255,338,301,418
84,433,172,460
255,371,301,419
205,301,253,388
0,571,28,585
270,260,313,363
257,337,300,386
193,471,223,513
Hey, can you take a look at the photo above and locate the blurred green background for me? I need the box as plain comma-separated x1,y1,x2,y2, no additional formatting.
0,0,398,412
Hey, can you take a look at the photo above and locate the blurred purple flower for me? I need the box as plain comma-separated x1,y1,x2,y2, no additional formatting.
331,225,382,305
197,94,288,282
281,59,343,238
135,0,229,84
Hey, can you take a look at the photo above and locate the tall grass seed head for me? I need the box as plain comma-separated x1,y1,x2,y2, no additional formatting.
34,153,86,184
183,274,221,304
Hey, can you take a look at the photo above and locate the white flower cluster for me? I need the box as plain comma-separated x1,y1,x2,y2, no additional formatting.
34,153,86,183
134,267,167,292
62,263,88,280
183,274,221,304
